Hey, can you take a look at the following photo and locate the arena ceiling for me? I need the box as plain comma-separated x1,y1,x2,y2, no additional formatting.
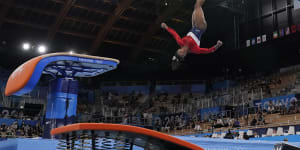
1,0,299,81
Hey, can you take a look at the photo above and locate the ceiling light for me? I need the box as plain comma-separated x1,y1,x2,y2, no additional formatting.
22,43,30,50
38,45,47,54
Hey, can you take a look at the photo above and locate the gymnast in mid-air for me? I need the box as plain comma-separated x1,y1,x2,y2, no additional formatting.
161,0,223,70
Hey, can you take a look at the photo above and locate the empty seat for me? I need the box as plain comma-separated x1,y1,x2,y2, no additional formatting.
247,130,253,136
220,132,226,138
276,127,284,136
238,131,244,139
263,128,273,137
212,133,218,138
288,126,295,135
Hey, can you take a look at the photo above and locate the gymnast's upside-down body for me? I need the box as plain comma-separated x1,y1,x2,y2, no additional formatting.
161,0,223,70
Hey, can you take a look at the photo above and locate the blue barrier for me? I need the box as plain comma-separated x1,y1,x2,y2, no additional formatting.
0,119,38,126
212,80,237,90
155,84,205,94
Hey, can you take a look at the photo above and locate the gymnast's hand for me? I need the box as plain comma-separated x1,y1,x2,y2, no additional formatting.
215,40,223,50
161,22,168,29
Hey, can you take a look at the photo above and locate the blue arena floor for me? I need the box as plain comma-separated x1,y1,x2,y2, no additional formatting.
1,136,300,150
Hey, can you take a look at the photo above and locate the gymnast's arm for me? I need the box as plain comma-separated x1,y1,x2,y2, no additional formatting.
192,46,216,54
193,40,223,54
161,23,184,47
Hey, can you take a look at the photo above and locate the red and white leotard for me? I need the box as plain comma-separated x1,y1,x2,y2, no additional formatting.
166,27,216,54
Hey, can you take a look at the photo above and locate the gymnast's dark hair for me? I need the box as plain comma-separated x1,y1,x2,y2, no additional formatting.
174,51,184,61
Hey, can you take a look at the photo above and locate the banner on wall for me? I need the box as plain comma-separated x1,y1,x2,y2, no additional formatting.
291,25,297,33
257,36,261,44
158,112,190,127
295,0,300,10
190,84,206,93
0,107,21,117
253,94,298,110
262,34,267,42
160,112,189,122
279,28,285,37
0,119,38,126
155,84,205,94
251,38,256,45
246,40,250,47
273,31,279,39
285,27,290,35
212,80,237,91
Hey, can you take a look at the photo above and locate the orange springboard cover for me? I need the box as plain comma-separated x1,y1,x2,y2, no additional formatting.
51,123,204,150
